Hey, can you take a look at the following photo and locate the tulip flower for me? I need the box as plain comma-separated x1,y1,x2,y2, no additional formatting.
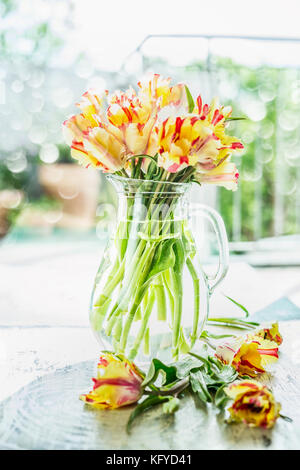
250,322,283,346
83,127,126,172
70,140,109,170
196,160,239,191
215,336,279,377
63,75,244,184
76,89,108,126
157,115,222,173
80,353,143,409
62,114,91,146
189,95,243,188
107,89,157,157
156,108,243,179
137,74,190,112
225,380,281,428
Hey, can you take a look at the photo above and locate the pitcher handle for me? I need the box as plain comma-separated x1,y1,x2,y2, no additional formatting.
191,203,229,295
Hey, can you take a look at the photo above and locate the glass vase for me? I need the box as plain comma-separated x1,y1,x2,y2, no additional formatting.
90,175,229,364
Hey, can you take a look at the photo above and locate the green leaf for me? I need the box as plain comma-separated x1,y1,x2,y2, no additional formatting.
171,356,203,379
172,239,185,274
223,294,249,317
127,395,173,432
201,330,236,340
207,356,223,371
188,351,210,367
188,354,237,391
179,328,190,354
224,117,247,122
162,397,180,414
207,317,259,328
279,414,293,423
182,224,196,258
145,239,176,284
127,154,158,166
189,370,212,403
215,384,230,409
144,157,158,180
142,358,178,388
207,364,238,388
185,85,195,113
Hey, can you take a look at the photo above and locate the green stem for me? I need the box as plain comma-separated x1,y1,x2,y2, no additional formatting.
120,242,155,311
128,289,156,360
104,240,154,339
179,328,190,354
95,173,195,357
155,276,167,321
186,257,200,347
162,270,175,324
105,303,121,337
170,270,183,360
106,240,148,319
134,306,142,321
94,258,125,306
112,316,123,350
119,286,148,353
149,377,190,397
208,317,258,329
144,328,150,355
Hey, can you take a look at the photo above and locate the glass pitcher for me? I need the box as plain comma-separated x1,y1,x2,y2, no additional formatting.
90,175,229,364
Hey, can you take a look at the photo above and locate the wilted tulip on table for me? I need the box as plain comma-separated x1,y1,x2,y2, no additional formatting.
80,353,143,409
215,324,282,377
225,380,281,429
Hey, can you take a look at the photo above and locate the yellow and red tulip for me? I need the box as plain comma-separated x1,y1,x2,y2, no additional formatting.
137,74,190,112
63,74,244,189
156,106,243,182
156,114,227,173
250,322,283,346
156,116,201,172
225,380,281,428
82,127,126,173
191,95,243,188
76,89,108,126
62,114,91,146
215,335,280,377
196,159,239,191
80,353,143,409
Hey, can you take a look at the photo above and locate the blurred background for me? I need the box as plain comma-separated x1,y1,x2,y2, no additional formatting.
1,0,300,326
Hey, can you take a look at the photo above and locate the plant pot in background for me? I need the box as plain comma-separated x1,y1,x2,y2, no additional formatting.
38,164,100,230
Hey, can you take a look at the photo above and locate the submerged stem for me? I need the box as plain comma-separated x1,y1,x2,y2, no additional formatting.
171,270,183,360
155,277,167,322
162,270,175,324
92,174,206,359
186,257,200,347
129,289,156,360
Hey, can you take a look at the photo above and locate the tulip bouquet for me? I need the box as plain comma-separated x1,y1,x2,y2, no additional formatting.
63,74,244,361
63,74,243,182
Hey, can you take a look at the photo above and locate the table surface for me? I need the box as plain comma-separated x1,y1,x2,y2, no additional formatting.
1,238,300,327
1,238,300,450
1,321,300,450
